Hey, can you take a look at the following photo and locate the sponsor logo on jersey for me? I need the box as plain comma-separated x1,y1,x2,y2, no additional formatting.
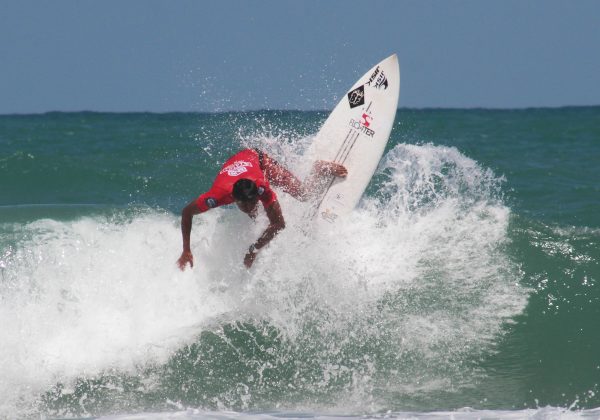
205,197,218,208
347,85,365,108
220,160,253,176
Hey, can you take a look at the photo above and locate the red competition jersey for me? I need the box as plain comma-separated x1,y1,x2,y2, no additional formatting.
195,149,277,212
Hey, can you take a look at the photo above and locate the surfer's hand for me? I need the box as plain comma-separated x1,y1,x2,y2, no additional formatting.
315,161,348,177
177,250,194,271
244,250,257,268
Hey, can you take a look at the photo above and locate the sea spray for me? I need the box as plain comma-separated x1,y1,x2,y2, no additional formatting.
10,108,599,416
241,142,527,409
0,210,232,416
0,138,530,416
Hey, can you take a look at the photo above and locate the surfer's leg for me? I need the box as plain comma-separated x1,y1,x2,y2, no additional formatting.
263,154,347,202
312,161,347,178
263,155,307,200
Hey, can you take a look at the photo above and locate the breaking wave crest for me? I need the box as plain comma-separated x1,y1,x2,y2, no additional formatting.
0,142,528,417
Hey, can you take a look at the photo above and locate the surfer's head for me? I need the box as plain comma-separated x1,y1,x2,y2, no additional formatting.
232,179,258,202
233,179,260,216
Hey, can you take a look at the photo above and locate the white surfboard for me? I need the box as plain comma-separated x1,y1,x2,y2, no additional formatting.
305,54,400,222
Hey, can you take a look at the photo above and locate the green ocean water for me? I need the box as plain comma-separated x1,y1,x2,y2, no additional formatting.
0,108,599,418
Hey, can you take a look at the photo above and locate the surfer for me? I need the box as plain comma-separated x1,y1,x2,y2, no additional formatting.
177,148,347,270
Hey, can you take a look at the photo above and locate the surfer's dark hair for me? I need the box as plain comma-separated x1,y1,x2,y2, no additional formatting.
232,179,258,202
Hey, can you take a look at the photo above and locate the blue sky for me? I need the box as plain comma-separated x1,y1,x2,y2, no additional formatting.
1,0,599,113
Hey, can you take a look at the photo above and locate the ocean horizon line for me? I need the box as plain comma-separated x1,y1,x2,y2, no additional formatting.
1,104,599,117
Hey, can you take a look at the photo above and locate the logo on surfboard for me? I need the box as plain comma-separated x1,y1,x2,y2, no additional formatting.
321,208,339,223
348,112,375,137
366,66,388,90
347,85,365,108
361,112,372,127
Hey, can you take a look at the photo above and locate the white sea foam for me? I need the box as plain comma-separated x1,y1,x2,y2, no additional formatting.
92,406,600,420
250,142,528,409
0,211,233,415
0,142,529,416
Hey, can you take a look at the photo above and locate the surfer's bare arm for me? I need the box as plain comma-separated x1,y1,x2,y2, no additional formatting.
177,200,201,271
244,200,285,268
263,153,347,201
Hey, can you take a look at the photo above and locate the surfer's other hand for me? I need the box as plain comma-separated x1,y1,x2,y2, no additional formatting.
315,161,348,177
244,250,257,268
177,250,194,271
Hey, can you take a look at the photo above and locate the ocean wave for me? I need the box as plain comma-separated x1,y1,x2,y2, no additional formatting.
0,142,529,417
